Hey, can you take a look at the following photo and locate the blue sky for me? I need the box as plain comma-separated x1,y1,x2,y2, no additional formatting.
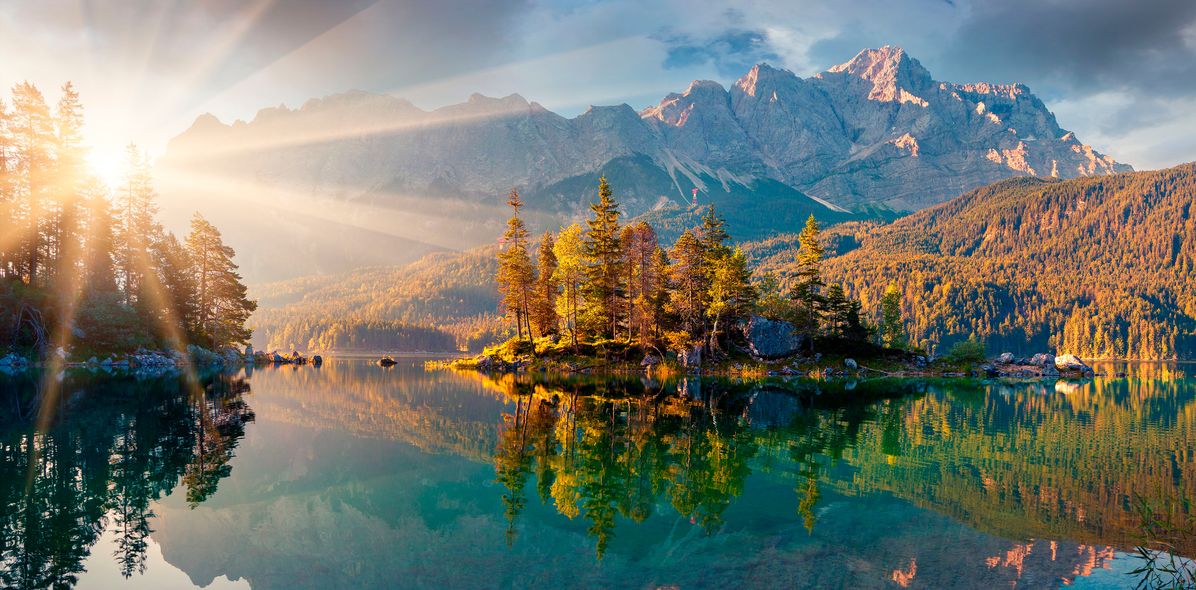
3,0,1195,171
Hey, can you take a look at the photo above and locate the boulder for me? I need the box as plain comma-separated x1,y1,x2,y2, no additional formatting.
311,355,323,366
743,316,808,359
640,355,660,367
1030,353,1055,368
378,356,398,367
844,358,858,371
996,352,1015,364
272,351,285,363
1055,354,1093,376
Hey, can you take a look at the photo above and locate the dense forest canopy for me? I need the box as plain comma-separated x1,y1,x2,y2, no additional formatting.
0,83,255,355
751,165,1196,359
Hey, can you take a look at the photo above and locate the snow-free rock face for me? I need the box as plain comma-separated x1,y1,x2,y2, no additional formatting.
158,46,1128,281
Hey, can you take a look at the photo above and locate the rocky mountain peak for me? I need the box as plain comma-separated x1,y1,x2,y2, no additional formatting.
826,45,933,102
735,63,798,97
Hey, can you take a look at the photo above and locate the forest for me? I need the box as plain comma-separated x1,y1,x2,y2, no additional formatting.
0,83,256,356
251,159,1196,361
753,165,1196,359
489,177,894,362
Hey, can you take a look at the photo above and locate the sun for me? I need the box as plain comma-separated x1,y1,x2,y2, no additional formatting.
87,149,125,189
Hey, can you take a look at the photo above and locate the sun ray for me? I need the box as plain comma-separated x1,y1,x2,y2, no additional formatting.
159,166,515,252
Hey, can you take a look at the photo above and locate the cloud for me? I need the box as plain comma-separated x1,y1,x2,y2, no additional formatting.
659,28,781,76
939,0,1196,97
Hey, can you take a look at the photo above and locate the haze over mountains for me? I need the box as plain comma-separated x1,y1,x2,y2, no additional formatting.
159,46,1128,283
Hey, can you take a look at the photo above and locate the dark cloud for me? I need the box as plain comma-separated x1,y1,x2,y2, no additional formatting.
940,0,1196,96
659,28,780,76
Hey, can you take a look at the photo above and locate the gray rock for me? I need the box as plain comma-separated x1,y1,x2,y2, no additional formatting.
743,315,809,359
1055,354,1093,375
1030,353,1055,368
844,358,858,370
311,355,323,366
996,352,1015,364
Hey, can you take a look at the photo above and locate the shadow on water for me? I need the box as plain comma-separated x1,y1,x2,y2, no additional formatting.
0,369,254,589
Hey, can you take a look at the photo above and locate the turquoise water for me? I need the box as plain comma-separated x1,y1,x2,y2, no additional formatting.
1,359,1193,589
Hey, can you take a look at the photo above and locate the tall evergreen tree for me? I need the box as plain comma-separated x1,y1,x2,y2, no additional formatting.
791,214,825,331
496,188,535,339
879,283,906,350
530,231,559,337
582,177,623,338
115,144,159,306
665,229,708,351
9,82,54,285
552,223,586,346
621,221,661,344
706,247,755,352
185,213,256,347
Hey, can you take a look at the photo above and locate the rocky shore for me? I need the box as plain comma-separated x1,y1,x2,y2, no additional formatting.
0,344,329,376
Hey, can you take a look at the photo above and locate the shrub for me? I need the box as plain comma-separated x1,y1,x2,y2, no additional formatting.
944,336,986,365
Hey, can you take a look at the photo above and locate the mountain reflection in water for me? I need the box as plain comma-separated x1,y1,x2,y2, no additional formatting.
0,359,1192,589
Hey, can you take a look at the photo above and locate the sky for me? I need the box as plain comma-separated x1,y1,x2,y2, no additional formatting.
2,0,1195,179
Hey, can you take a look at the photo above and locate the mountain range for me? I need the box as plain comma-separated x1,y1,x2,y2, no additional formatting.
159,46,1127,283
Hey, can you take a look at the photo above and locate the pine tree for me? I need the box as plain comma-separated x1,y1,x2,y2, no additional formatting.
706,247,755,352
552,223,586,346
791,214,825,332
0,98,13,279
115,144,160,306
9,82,54,285
185,213,256,347
879,283,906,349
665,229,708,351
530,231,559,337
496,188,535,339
81,184,117,293
582,177,623,339
621,221,661,344
50,82,87,298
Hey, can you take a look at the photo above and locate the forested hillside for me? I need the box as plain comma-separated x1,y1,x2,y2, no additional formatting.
752,164,1196,359
250,248,501,352
255,164,1196,359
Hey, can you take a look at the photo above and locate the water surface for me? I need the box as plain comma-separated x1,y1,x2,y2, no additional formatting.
1,359,1193,589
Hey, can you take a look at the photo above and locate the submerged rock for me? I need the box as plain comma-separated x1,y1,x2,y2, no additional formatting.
378,356,398,367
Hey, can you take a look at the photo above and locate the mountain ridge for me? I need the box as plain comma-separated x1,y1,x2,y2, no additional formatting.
159,46,1129,283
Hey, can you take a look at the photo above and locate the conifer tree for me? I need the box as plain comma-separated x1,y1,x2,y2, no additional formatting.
791,214,825,331
620,221,660,344
496,188,535,339
530,231,559,337
665,229,707,351
706,247,755,352
582,177,623,338
552,223,585,346
115,144,160,306
185,213,256,347
9,82,54,284
879,283,906,350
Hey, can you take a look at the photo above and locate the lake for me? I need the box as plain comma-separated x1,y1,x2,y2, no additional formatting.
1,358,1193,589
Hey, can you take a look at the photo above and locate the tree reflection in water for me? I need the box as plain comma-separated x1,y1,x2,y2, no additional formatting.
0,370,253,589
488,373,1196,570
